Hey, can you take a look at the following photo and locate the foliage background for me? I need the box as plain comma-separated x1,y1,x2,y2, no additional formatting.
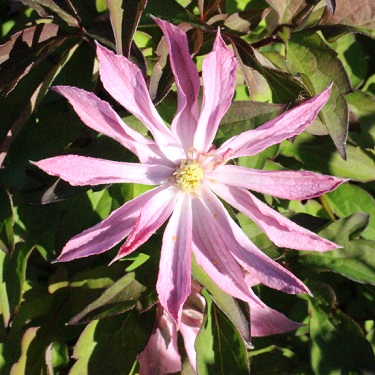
0,0,375,373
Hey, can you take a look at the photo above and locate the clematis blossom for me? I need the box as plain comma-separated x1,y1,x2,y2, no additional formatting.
35,18,346,325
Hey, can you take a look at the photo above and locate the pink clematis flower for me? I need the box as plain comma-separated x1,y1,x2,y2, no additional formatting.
35,18,346,324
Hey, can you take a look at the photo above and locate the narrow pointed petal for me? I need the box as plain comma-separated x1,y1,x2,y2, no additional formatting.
34,155,174,186
248,292,302,337
207,165,347,200
157,193,192,323
52,86,170,165
96,44,184,162
153,18,200,152
209,182,339,251
216,84,332,160
115,185,180,260
56,187,163,262
191,197,262,303
194,30,237,153
200,187,310,294
138,311,181,375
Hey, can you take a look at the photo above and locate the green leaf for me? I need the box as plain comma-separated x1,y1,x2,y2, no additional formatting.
0,189,14,255
300,214,375,285
68,272,146,324
107,0,147,57
286,30,351,158
325,184,375,240
279,132,375,182
196,290,250,375
308,281,375,374
70,308,155,375
319,0,375,39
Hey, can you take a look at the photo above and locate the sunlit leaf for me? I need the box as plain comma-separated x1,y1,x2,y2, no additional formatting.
196,290,250,375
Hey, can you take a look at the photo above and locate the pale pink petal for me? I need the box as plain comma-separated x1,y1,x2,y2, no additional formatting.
207,165,347,200
248,292,302,337
215,84,332,160
191,196,263,303
138,310,181,375
114,185,180,260
34,155,174,186
153,18,200,152
96,44,184,162
157,193,192,323
208,182,339,251
200,187,310,295
52,86,170,165
56,186,163,262
194,30,237,153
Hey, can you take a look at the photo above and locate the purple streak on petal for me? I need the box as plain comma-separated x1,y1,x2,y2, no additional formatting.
207,165,347,200
51,86,170,165
96,43,184,163
209,182,339,251
215,84,332,160
247,290,302,337
114,185,180,260
191,197,260,303
157,193,192,323
138,310,181,375
56,186,164,262
153,18,200,153
200,187,311,295
194,30,237,153
34,155,174,186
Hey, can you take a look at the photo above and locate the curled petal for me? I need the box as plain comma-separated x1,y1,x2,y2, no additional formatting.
157,193,192,323
200,187,311,295
96,43,184,162
194,30,237,153
56,186,164,262
34,155,175,186
215,84,332,159
114,185,180,260
52,86,169,165
207,165,347,200
209,182,339,251
153,17,200,152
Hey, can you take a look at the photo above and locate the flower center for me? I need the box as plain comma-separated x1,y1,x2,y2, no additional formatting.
175,160,204,193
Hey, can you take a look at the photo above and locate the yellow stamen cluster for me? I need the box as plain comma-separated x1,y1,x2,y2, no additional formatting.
175,160,204,193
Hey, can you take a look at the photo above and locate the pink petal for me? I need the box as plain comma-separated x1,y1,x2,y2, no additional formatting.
247,291,302,337
114,185,180,260
200,187,310,295
215,84,332,160
191,196,262,303
207,165,347,200
194,30,237,153
157,193,192,323
34,155,174,186
138,310,181,375
153,18,200,153
52,86,170,165
56,186,163,262
96,44,184,162
209,182,339,251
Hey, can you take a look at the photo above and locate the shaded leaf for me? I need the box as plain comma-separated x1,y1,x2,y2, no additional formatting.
308,281,375,374
192,255,251,343
196,290,250,375
198,0,222,20
324,0,336,14
106,0,147,57
70,308,155,375
68,272,146,324
224,10,269,35
301,214,375,285
0,189,14,255
286,30,351,158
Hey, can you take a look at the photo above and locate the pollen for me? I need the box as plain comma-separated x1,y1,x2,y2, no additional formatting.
175,160,204,193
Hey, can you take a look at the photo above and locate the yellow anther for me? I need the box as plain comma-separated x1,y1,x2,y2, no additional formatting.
175,160,204,193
